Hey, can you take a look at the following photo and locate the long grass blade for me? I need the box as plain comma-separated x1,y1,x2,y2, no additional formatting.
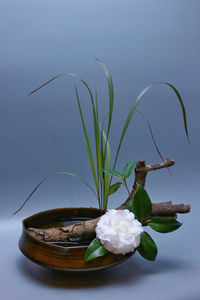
75,86,100,204
95,59,113,183
137,110,172,175
28,74,65,96
11,171,98,217
70,74,102,208
104,136,111,211
165,83,189,142
69,74,102,186
95,90,103,204
95,58,114,139
100,120,105,209
95,90,102,175
113,82,189,171
99,123,111,210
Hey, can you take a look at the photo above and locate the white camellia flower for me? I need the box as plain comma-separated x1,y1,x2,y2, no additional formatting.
95,209,143,255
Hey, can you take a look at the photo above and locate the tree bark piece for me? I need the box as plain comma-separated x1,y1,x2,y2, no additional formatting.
27,159,191,243
28,201,190,242
118,158,175,209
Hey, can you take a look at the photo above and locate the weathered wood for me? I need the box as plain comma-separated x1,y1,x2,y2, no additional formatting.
28,200,190,242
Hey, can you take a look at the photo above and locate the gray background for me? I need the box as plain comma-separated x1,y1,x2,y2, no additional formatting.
0,0,199,299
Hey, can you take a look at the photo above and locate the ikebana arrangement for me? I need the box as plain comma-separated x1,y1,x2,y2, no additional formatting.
15,59,191,271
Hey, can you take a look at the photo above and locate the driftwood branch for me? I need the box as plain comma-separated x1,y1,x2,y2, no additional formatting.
119,158,175,209
28,201,190,242
27,159,191,243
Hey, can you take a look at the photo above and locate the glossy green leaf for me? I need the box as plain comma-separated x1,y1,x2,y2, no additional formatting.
137,232,158,261
112,82,189,172
103,168,123,179
83,237,107,263
28,73,65,96
132,184,152,222
124,198,133,212
122,161,137,178
147,217,182,233
108,182,122,196
11,171,97,217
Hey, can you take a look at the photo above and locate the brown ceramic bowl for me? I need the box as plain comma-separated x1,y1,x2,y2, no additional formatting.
19,207,134,272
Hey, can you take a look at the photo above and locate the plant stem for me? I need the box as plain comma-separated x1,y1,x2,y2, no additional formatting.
123,178,131,196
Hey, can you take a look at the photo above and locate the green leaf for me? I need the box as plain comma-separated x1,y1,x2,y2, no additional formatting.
137,110,172,175
83,237,107,263
132,184,152,222
103,136,111,210
112,82,189,172
165,82,189,142
147,217,182,233
137,232,158,261
28,73,65,96
108,182,122,196
75,86,99,202
122,161,137,178
99,123,111,210
95,58,114,139
124,199,133,212
11,171,98,217
94,90,102,187
70,74,102,192
96,59,114,201
103,168,123,179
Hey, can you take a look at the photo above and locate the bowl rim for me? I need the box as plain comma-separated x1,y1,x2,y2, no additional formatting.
22,206,104,251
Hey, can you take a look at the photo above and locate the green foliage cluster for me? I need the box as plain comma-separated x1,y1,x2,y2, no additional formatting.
84,181,182,263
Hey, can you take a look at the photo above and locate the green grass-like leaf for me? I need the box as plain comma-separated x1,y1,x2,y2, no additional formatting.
136,110,172,175
11,171,97,217
75,86,100,205
28,73,65,96
94,91,103,205
96,59,114,196
70,74,104,208
99,123,111,210
70,74,102,188
113,82,189,171
71,69,113,210
95,58,114,139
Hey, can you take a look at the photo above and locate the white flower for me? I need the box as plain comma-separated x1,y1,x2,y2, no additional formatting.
95,209,143,255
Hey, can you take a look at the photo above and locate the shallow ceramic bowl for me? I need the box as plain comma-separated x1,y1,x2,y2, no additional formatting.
19,207,134,272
